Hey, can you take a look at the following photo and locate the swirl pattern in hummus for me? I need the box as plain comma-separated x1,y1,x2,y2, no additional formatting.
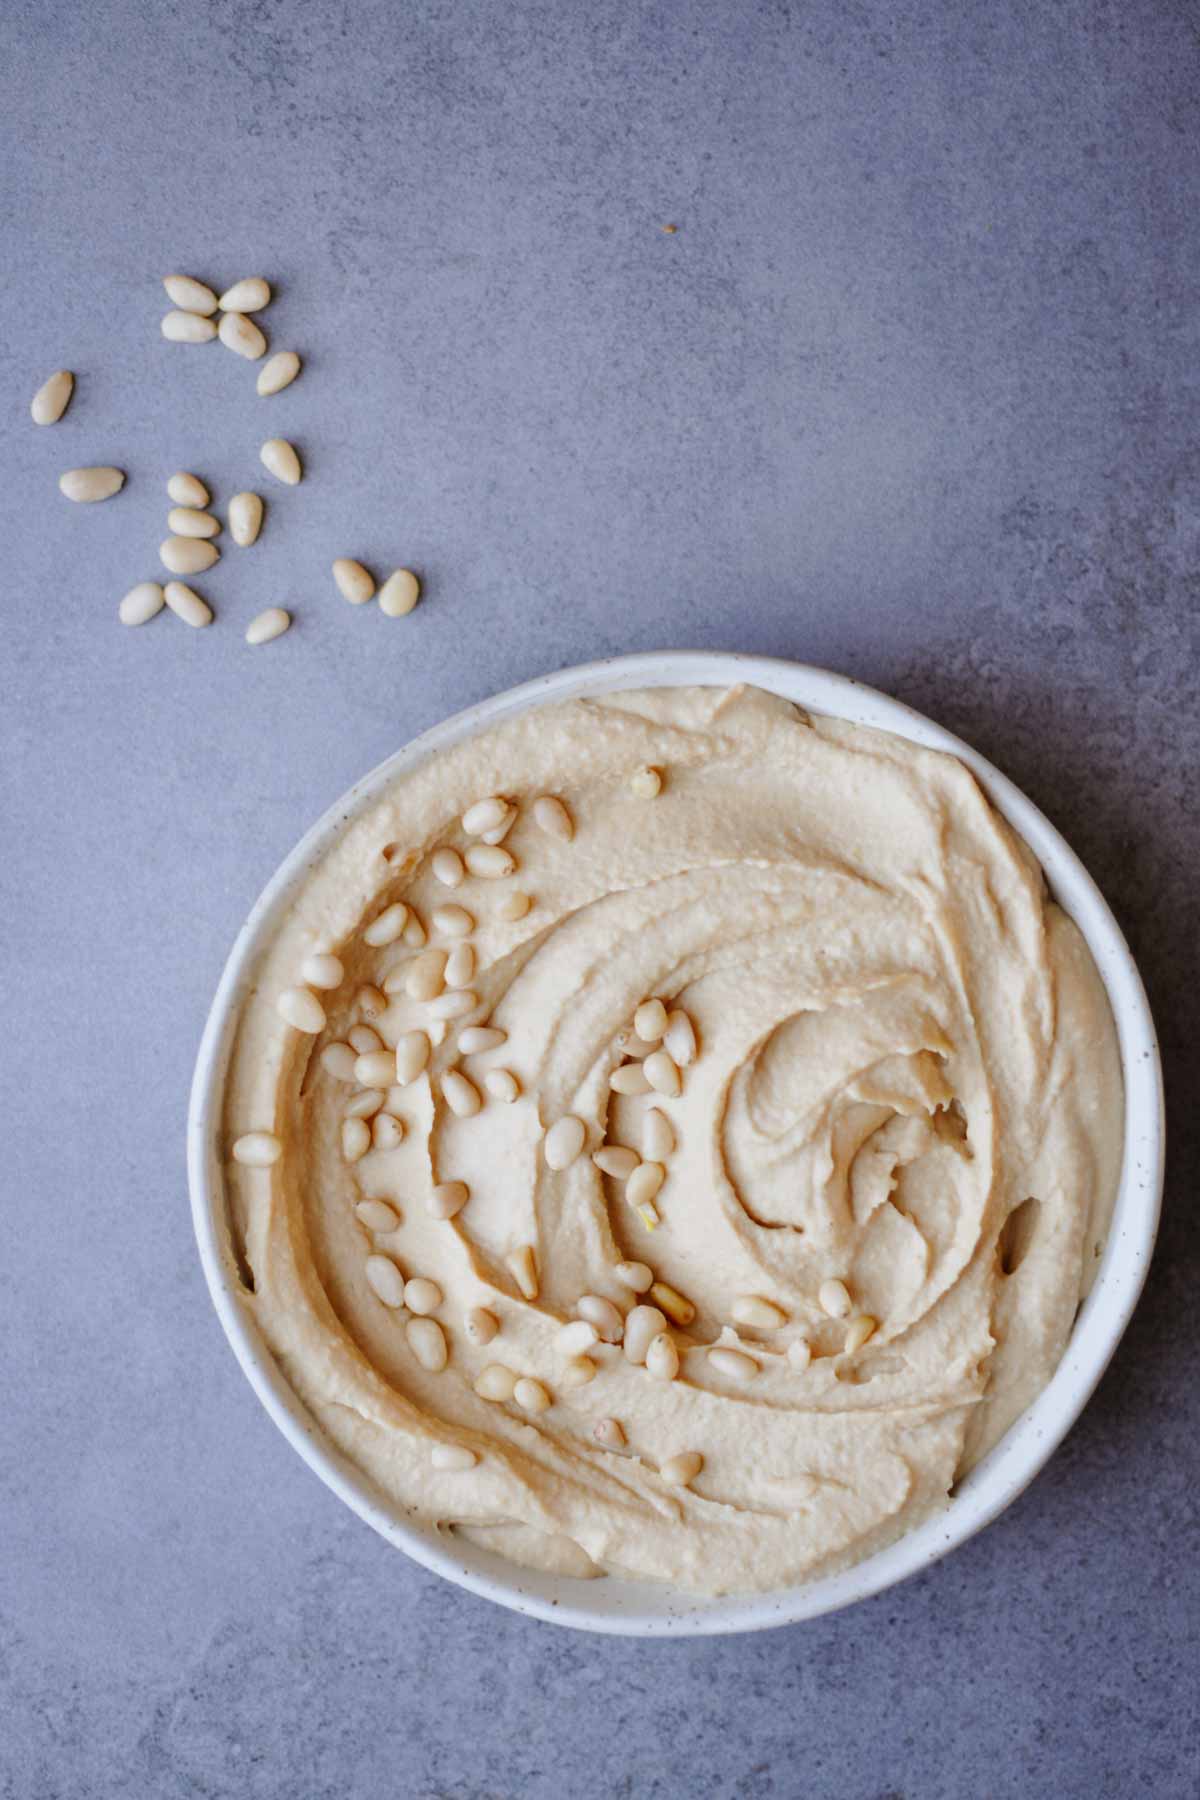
224,684,1122,1596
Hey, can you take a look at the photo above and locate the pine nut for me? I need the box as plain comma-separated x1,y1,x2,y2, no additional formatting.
818,1279,852,1319
60,466,124,503
428,1180,469,1220
260,438,301,484
464,843,516,879
787,1338,813,1371
219,276,271,313
506,1244,538,1299
232,1131,281,1166
556,1319,599,1354
356,1199,400,1232
531,795,573,841
544,1116,586,1170
627,1163,665,1210
649,1281,694,1327
378,568,421,616
642,1108,675,1161
432,904,474,938
362,902,407,946
643,1051,681,1097
431,1443,477,1471
167,472,209,506
844,1315,878,1353
428,1021,449,1049
465,1306,498,1345
118,582,165,626
593,1417,625,1450
592,1145,639,1180
661,1451,703,1488
218,311,267,359
484,1068,521,1103
405,948,447,1000
634,998,668,1042
474,1363,517,1401
514,1376,551,1413
432,848,465,887
162,578,213,625
442,1070,481,1116
427,990,478,1022
161,310,217,343
633,1200,661,1231
459,1026,506,1054
443,943,475,987
243,606,290,646
620,1033,655,1060
560,1355,597,1389
404,1277,442,1315
496,890,532,922
577,1295,623,1343
663,1010,698,1067
365,1254,405,1306
342,1117,371,1162
31,370,74,425
462,796,510,836
167,506,220,539
320,1043,358,1082
401,911,427,947
610,1063,651,1095
229,492,264,546
623,1305,667,1364
353,1051,394,1088
161,537,219,576
357,985,387,1019
646,1333,680,1380
163,274,218,314
332,559,375,604
299,953,342,993
614,1261,654,1293
407,1317,448,1371
630,765,663,798
345,1089,385,1120
257,349,301,395
394,1030,431,1085
732,1296,788,1330
708,1347,758,1382
276,986,325,1032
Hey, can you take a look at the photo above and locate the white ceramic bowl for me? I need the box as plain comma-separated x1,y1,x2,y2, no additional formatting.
189,652,1163,1636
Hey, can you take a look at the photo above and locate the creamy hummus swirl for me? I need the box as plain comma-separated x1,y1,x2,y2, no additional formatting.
224,684,1122,1596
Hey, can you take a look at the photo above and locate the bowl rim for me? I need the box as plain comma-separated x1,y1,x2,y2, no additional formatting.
188,650,1164,1636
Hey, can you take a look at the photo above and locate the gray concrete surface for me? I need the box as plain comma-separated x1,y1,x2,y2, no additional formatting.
3,0,1198,1794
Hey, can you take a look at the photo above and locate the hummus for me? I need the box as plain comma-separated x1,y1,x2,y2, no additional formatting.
224,684,1123,1596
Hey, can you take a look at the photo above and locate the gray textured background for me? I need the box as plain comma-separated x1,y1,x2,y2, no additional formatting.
3,0,1197,1794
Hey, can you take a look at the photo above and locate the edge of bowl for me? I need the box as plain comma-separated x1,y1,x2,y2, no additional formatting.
188,651,1164,1636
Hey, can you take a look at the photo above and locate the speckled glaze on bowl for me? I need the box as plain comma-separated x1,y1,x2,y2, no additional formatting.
188,653,1164,1636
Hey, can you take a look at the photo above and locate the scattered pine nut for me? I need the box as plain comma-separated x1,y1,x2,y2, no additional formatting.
320,1042,358,1082
556,1319,600,1354
31,370,74,425
354,1050,396,1088
60,466,124,503
364,1254,406,1306
613,1261,654,1294
161,536,219,576
544,1116,587,1170
465,1306,498,1346
427,989,478,1021
341,1117,370,1162
404,948,447,1000
167,471,209,507
649,1281,694,1327
443,943,475,988
162,580,213,627
257,350,301,396
432,904,474,938
394,1030,431,1085
345,1088,385,1119
623,1305,668,1365
506,1244,538,1299
356,1199,400,1232
332,558,375,604
404,1277,443,1316
787,1338,813,1371
431,1443,478,1471
442,1070,482,1116
379,568,421,617
218,311,267,359
593,1417,626,1451
630,765,663,798
219,277,271,313
634,998,668,1042
818,1279,852,1319
118,581,165,626
363,901,409,946
350,1024,381,1056
484,1068,520,1103
646,1333,680,1380
642,1108,675,1162
356,984,387,1019
732,1296,788,1330
460,1025,507,1054
401,911,427,947
229,491,264,546
496,890,532,922
474,1363,517,1401
479,805,517,845
432,848,465,887
462,796,511,836
514,1376,551,1414
577,1295,624,1343
661,1451,703,1488
593,1145,639,1180
643,1050,682,1097
560,1355,598,1389
532,795,574,841
167,506,221,539
464,843,516,879
232,1131,281,1166
844,1315,878,1353
708,1347,759,1382
407,1317,448,1371
633,1199,661,1231
610,1063,651,1096
663,1009,698,1067
245,607,291,645
428,1180,469,1220
627,1162,666,1210
260,437,301,484
163,274,218,314
161,310,217,343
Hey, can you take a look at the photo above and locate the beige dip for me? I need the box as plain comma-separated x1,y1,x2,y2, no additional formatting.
224,684,1123,1596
